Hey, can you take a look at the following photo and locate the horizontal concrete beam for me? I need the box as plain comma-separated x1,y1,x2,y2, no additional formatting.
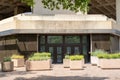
0,29,120,36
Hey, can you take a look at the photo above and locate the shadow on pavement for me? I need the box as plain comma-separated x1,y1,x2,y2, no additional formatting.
0,71,35,78
14,75,108,80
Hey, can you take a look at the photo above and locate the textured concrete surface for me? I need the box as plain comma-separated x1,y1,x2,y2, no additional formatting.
0,64,120,80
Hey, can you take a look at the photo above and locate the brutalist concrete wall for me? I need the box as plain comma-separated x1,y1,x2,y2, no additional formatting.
110,35,119,53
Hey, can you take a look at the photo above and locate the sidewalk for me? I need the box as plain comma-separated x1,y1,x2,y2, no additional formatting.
0,64,120,80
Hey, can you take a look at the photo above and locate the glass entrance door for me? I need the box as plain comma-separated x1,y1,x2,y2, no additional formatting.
39,35,90,63
48,46,63,63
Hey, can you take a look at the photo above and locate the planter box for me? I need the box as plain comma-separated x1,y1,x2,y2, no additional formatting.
1,62,14,72
26,59,51,71
91,56,99,66
99,59,120,69
63,59,70,68
12,59,24,67
70,59,84,70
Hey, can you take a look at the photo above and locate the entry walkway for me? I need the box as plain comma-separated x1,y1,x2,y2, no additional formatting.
0,64,120,80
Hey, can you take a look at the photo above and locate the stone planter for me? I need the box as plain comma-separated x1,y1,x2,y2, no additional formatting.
91,56,99,66
26,59,51,71
70,59,84,70
63,59,70,68
12,59,24,67
99,59,120,69
1,62,14,72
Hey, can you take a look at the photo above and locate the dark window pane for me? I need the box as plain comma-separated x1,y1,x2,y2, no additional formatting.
47,36,63,43
82,36,87,44
66,47,71,54
49,47,54,62
83,45,87,55
40,46,45,52
40,36,45,44
74,47,80,54
57,55,62,63
57,47,62,55
65,36,80,43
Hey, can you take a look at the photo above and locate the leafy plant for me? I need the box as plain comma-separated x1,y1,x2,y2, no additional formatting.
97,53,120,59
64,55,70,59
28,52,51,61
21,0,91,14
21,0,34,7
70,55,84,61
91,49,108,56
3,57,11,62
11,54,24,59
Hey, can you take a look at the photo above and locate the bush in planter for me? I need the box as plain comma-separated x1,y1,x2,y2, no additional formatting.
63,55,70,68
3,57,11,62
70,55,84,61
11,54,24,67
28,52,51,61
98,53,120,69
26,52,51,71
97,53,120,59
69,55,84,70
91,49,108,56
1,57,14,72
91,49,107,66
11,54,24,59
65,55,70,59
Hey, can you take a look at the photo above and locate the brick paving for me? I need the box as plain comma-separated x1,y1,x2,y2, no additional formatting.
0,64,120,80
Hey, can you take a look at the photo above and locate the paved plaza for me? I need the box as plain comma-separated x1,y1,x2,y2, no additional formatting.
0,64,120,80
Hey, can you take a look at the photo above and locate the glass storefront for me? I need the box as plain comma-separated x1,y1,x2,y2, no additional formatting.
39,35,90,63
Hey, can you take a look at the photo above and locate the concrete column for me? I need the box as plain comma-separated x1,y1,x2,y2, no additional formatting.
116,0,120,24
37,34,39,52
90,34,93,53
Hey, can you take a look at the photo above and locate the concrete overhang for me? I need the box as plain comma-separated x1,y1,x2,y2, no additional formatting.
0,14,118,36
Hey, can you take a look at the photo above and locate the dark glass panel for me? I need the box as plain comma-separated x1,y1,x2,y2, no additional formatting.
47,36,63,43
40,36,45,44
65,36,80,43
40,46,45,52
74,47,80,54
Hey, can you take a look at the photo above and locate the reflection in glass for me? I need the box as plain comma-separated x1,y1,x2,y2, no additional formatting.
57,55,62,63
82,36,87,44
65,36,80,43
74,47,79,54
40,36,45,44
48,36,63,43
57,47,62,54
49,47,53,61
83,45,87,55
66,47,71,54
40,46,45,52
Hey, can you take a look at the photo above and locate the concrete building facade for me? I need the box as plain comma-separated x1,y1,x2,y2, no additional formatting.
0,0,119,63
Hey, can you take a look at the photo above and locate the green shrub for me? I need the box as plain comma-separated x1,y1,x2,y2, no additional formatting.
64,55,70,59
28,52,51,61
11,54,24,59
97,53,120,59
3,57,11,62
70,55,84,61
91,49,107,56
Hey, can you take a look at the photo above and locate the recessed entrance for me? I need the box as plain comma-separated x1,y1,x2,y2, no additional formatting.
39,35,90,63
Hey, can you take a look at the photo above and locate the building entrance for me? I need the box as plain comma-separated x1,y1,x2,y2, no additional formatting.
39,35,90,63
